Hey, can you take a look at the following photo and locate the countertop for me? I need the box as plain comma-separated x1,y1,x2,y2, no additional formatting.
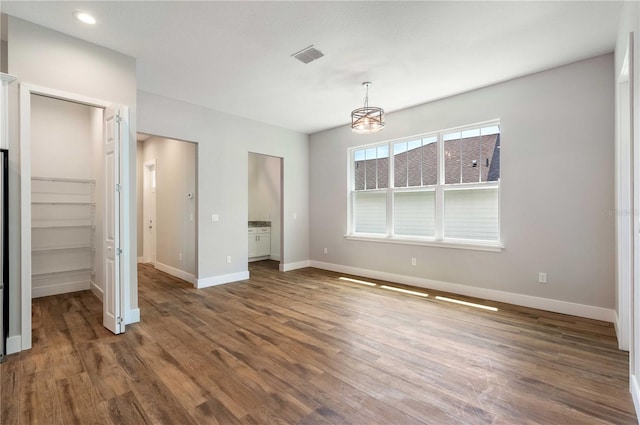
248,221,271,228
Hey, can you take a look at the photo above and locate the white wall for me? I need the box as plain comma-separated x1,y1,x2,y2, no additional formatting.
248,152,281,260
137,91,308,283
309,54,615,318
138,136,197,277
6,17,137,343
31,95,93,179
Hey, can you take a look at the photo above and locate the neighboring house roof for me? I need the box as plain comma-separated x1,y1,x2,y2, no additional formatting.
354,134,500,190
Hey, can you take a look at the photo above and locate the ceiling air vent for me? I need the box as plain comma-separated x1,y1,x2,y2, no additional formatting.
291,45,324,64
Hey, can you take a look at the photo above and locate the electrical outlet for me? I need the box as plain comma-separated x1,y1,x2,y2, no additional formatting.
211,214,219,222
178,253,183,261
226,256,231,264
323,248,328,254
411,257,417,266
538,272,547,283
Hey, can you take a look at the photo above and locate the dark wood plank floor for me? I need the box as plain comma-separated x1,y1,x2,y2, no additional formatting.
1,261,636,424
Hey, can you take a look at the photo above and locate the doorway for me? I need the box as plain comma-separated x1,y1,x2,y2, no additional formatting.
142,160,157,265
248,152,283,267
19,84,130,350
29,95,102,301
137,134,198,285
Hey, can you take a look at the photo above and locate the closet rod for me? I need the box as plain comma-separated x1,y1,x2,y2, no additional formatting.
32,176,96,184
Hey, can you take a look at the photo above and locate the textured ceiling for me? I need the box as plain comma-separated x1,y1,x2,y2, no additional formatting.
1,1,623,134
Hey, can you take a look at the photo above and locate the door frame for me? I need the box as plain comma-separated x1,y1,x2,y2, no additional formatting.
143,159,157,264
137,135,199,283
19,83,130,350
617,44,633,352
247,152,284,268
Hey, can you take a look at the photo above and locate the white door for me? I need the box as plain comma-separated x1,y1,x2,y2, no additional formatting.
103,106,123,334
143,160,157,264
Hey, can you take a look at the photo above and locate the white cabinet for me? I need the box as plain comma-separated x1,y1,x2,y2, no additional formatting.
255,229,271,257
248,227,270,260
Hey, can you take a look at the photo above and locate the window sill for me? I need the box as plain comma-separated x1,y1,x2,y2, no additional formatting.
344,234,504,252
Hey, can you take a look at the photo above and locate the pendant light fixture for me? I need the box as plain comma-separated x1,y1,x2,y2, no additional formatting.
351,82,385,134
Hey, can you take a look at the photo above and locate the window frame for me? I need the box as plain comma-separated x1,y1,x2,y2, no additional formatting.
346,120,503,251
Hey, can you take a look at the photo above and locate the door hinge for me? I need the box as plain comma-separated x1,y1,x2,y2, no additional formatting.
117,317,123,324
116,248,123,255
115,114,122,123
115,184,123,192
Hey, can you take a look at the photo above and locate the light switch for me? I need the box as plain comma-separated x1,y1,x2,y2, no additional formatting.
211,214,219,222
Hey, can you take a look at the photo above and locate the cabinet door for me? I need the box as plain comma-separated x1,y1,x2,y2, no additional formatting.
256,234,271,256
248,234,257,258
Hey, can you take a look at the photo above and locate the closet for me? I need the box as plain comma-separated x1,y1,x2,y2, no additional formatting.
30,94,104,299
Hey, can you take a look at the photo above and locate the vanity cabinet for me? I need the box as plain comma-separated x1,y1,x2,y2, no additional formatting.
248,227,271,259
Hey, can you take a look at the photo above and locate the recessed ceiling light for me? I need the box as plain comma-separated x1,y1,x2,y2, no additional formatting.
73,11,96,25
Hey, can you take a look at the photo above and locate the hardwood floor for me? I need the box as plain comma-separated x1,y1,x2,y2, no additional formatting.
1,261,637,424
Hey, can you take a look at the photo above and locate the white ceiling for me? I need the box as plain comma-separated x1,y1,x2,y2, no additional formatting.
1,1,623,134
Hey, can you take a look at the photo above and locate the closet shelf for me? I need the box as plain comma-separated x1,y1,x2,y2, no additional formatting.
32,268,95,278
32,201,95,206
32,224,95,230
32,245,93,254
31,177,96,298
32,176,95,184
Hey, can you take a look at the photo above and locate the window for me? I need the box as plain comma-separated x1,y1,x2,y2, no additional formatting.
349,122,501,248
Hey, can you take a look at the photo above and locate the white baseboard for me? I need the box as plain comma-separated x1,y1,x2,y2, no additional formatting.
309,260,616,323
126,308,140,325
197,271,249,289
280,260,311,272
32,281,91,298
248,255,270,262
631,374,640,424
90,281,104,302
137,256,144,263
154,262,196,285
6,335,21,355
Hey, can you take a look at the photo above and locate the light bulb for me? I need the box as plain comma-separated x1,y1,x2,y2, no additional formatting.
73,11,96,25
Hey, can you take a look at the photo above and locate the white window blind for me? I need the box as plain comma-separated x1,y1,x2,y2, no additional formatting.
354,191,386,234
443,188,499,241
394,191,436,237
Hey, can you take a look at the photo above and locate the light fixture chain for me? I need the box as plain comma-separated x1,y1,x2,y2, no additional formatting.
364,84,369,108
